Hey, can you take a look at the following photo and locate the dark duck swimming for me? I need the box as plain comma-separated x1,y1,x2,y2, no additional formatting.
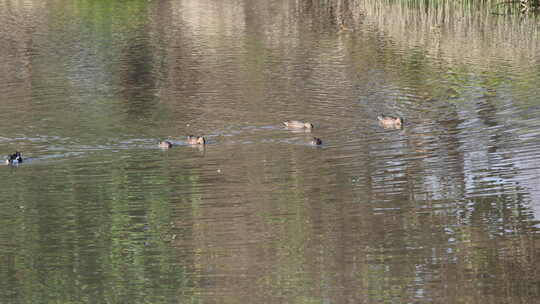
5,152,23,165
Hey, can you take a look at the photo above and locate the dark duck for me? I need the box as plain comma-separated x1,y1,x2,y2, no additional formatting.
6,152,23,165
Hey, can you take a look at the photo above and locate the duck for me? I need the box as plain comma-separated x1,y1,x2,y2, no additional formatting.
377,115,403,129
283,120,314,129
338,23,353,33
187,135,205,145
310,137,323,146
5,152,23,164
158,141,173,149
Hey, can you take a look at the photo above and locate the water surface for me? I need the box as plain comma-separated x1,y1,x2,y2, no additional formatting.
1,0,540,303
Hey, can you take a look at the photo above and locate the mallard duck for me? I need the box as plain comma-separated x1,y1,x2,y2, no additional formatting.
187,135,205,145
283,120,314,129
158,141,173,149
377,115,403,129
310,137,323,146
5,152,23,164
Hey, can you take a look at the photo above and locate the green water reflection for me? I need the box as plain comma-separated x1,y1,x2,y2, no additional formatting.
0,153,195,303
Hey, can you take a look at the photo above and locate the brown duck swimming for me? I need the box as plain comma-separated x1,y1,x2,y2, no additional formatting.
283,120,314,129
158,141,173,149
377,115,403,129
187,135,206,145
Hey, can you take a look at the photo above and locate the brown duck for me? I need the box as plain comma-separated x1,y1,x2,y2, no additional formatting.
283,120,314,129
187,135,206,145
158,141,173,149
377,115,403,129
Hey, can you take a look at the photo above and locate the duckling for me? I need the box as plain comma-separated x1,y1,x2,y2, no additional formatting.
5,151,23,165
158,141,173,149
187,135,205,145
283,121,314,129
310,137,323,146
377,115,403,129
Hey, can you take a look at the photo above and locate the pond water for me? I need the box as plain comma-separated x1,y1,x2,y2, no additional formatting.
1,0,540,303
